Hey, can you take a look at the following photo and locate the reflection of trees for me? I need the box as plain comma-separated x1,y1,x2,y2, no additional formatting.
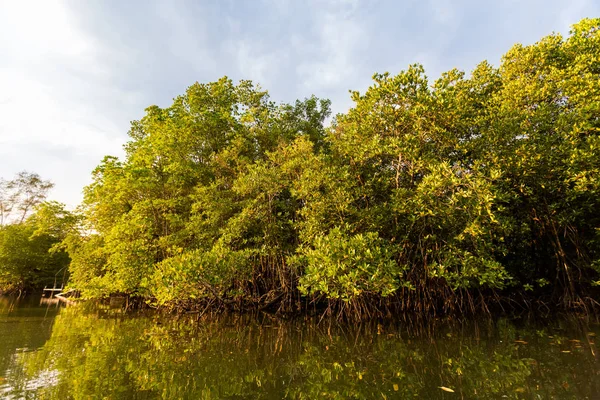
14,307,600,399
0,296,60,398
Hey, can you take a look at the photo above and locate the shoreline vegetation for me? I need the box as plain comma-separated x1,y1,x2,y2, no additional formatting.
1,19,600,320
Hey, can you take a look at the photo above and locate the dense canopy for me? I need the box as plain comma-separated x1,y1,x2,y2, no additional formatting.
11,19,600,317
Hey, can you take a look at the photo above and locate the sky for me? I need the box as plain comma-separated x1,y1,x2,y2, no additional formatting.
0,0,598,208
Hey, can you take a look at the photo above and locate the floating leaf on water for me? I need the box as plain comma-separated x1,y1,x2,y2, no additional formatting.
439,386,455,392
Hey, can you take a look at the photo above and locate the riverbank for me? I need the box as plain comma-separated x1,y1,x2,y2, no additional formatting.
84,285,600,323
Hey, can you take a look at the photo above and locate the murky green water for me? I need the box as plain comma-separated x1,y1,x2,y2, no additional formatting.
1,296,599,399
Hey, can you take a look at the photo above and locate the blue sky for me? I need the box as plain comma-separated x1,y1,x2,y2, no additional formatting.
0,0,598,207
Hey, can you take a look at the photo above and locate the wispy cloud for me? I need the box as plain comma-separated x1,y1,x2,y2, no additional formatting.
0,0,133,207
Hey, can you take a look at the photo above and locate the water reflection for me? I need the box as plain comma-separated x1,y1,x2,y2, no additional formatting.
2,299,599,399
0,296,61,399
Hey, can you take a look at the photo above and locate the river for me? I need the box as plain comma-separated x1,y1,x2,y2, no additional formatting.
1,295,599,399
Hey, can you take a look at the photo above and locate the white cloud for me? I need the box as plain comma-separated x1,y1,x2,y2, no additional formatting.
296,15,364,89
283,0,375,117
0,0,91,62
427,0,460,27
557,0,593,34
0,0,130,208
229,40,286,88
295,1,366,90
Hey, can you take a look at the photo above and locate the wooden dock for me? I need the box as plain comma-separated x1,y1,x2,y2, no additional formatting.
42,267,73,303
43,288,63,293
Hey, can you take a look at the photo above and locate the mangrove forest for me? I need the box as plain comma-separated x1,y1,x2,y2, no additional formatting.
2,18,600,319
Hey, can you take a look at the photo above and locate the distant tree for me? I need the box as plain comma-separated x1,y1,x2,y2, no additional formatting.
0,172,70,293
0,171,54,225
0,178,10,226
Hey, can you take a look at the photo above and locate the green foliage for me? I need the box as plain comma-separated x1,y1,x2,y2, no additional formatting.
62,19,600,314
0,208,70,292
0,171,72,292
395,163,511,290
296,228,404,301
152,245,254,305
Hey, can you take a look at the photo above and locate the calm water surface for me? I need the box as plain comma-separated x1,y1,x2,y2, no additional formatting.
1,296,599,399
